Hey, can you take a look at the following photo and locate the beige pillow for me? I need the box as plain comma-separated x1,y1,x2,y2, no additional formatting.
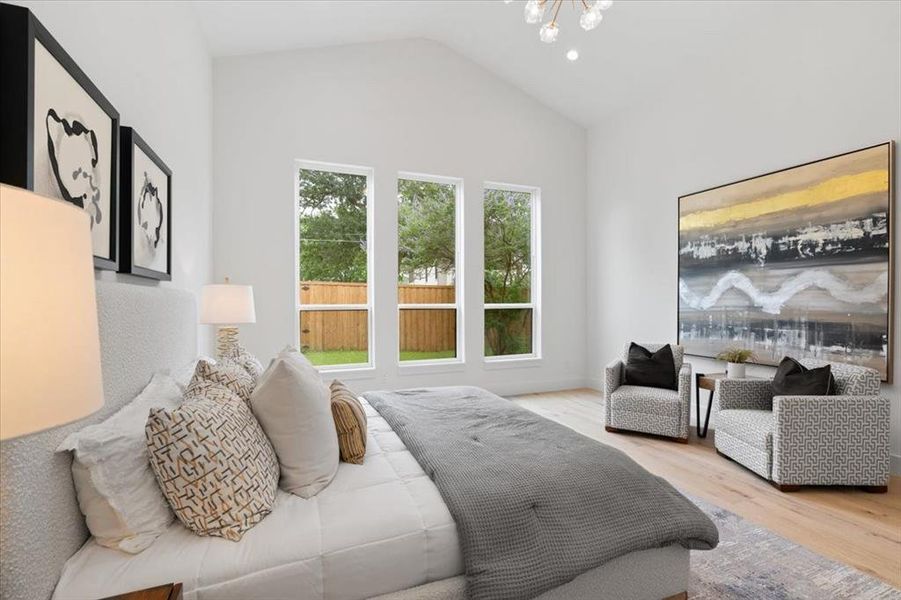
330,380,368,464
225,343,265,383
250,356,338,498
278,345,316,371
145,383,278,541
187,358,254,404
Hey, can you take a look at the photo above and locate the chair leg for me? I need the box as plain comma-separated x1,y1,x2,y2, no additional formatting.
861,485,888,494
673,436,689,444
604,425,621,433
773,482,801,492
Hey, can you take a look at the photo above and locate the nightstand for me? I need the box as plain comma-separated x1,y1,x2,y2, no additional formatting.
101,583,182,600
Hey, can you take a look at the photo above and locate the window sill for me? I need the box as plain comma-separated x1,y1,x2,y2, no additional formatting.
398,359,466,375
316,365,376,380
483,356,542,369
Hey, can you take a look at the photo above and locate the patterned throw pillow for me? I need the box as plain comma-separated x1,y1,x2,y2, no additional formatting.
330,380,367,465
186,358,254,405
225,343,265,383
145,389,279,541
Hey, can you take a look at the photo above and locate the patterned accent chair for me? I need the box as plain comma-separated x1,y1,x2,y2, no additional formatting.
604,343,691,443
714,359,889,492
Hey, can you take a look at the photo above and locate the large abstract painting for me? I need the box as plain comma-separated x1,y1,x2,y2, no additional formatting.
678,143,893,380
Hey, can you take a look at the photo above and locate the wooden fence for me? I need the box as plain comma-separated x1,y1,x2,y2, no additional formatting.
299,281,456,352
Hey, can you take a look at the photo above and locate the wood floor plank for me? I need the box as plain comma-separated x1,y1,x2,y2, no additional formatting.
509,388,901,588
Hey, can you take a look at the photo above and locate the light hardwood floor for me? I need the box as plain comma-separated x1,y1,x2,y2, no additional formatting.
510,388,901,588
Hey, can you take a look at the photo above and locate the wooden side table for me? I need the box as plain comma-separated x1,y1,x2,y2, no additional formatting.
102,583,182,600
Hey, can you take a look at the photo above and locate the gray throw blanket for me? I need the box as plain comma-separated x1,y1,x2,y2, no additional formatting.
364,386,719,600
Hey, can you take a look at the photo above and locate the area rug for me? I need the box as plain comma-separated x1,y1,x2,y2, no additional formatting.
688,494,900,599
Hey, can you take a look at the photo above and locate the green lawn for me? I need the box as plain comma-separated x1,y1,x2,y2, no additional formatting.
303,349,455,366
303,350,368,366
400,350,455,362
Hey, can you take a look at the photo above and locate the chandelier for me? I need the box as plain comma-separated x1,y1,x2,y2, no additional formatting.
519,0,613,44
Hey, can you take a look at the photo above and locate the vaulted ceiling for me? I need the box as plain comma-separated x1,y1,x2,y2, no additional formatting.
191,1,898,127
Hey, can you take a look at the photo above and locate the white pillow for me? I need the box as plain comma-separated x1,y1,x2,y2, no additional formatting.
58,373,182,553
250,351,338,498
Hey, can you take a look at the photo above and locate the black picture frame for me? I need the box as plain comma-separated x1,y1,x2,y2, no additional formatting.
119,127,172,281
0,2,120,271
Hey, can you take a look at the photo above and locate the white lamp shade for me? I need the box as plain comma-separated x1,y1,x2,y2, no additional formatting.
200,283,256,325
0,185,104,440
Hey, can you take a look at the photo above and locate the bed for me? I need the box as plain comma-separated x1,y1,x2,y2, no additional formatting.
0,283,707,600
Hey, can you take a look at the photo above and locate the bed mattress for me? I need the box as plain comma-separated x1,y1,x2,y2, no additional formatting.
52,400,463,600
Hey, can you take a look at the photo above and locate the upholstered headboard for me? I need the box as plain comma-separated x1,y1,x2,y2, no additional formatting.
0,280,197,600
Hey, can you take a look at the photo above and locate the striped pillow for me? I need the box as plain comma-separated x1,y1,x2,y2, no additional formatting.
330,380,367,465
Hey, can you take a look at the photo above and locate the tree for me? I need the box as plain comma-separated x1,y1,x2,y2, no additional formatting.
484,189,531,303
397,179,456,283
298,169,367,282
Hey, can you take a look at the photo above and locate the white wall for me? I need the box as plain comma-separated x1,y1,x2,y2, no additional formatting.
213,38,587,395
585,1,901,472
16,0,215,351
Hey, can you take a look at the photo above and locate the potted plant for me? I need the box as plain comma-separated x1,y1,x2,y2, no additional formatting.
716,348,756,379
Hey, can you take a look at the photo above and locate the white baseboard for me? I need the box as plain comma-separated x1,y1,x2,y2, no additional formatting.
492,377,591,397
585,377,604,392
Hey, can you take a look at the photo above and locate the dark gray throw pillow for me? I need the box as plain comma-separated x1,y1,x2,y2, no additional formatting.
772,357,836,396
624,343,677,390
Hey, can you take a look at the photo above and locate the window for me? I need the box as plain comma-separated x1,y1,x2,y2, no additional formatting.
296,161,373,369
483,184,540,359
397,174,463,363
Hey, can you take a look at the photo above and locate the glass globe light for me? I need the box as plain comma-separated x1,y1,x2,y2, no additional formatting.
539,21,559,43
579,6,603,31
598,0,613,9
524,0,545,24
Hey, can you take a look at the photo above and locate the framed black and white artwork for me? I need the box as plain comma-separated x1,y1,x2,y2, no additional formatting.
0,3,120,270
119,128,171,281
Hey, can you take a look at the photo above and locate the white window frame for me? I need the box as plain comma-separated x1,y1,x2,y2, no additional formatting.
294,159,375,374
483,182,541,364
396,172,465,368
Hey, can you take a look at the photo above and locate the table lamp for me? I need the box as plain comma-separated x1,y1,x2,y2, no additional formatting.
0,184,104,440
200,278,256,358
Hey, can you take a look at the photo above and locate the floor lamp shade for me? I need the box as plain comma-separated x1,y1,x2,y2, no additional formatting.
0,185,104,440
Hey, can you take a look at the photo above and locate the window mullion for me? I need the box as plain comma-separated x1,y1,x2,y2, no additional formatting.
299,304,370,312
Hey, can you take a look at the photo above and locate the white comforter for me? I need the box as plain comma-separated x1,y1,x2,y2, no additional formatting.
53,400,463,600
